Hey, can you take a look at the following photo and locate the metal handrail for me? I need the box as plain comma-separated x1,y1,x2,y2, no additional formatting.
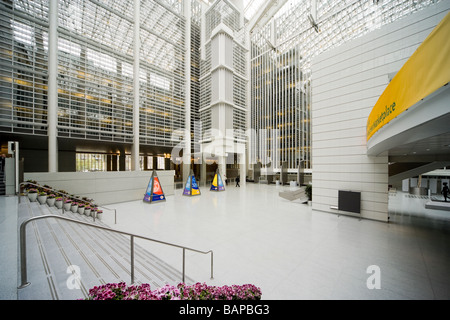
100,205,118,224
19,182,117,223
18,214,213,289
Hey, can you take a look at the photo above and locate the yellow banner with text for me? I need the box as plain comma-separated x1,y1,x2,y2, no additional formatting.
366,11,450,141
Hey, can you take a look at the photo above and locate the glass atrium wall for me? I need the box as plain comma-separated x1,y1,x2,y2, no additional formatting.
0,0,50,135
0,0,186,147
1,0,443,174
138,0,186,147
250,0,442,172
76,152,107,172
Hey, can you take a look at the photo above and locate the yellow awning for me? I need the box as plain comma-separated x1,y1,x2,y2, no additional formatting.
366,12,450,141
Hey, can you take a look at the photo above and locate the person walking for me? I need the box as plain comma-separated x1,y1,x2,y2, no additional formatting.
442,182,449,202
235,176,240,187
0,154,5,172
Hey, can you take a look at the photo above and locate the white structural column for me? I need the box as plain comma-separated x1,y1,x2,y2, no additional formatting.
201,1,247,184
131,0,140,171
199,1,207,186
183,0,192,183
244,21,252,186
209,24,235,177
47,0,58,172
239,152,246,186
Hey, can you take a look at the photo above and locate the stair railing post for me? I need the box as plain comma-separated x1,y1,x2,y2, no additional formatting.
18,220,30,289
210,251,214,280
182,248,186,283
130,235,135,284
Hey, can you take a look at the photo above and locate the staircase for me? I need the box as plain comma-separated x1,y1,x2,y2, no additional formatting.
279,186,308,203
17,196,195,300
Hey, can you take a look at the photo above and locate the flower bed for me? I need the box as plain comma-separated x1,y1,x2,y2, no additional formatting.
84,282,262,300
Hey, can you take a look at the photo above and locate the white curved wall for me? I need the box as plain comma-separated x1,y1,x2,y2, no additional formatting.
367,85,450,156
311,2,450,222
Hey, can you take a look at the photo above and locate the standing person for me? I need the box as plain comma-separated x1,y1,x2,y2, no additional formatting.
0,154,5,172
235,175,240,187
442,182,449,202
223,174,228,185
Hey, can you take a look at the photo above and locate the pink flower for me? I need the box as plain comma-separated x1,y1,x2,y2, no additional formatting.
84,282,261,300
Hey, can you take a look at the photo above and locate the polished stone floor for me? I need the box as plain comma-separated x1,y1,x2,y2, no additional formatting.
96,183,450,300
1,182,449,300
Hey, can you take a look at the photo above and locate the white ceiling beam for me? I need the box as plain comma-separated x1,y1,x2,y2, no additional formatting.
247,0,289,33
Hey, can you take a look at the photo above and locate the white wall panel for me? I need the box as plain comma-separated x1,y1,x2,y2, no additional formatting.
24,170,175,206
313,98,377,119
211,71,219,102
225,71,234,102
224,35,234,68
211,37,220,68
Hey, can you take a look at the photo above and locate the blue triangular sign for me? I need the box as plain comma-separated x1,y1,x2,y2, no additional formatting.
143,170,166,203
210,169,225,191
183,169,201,196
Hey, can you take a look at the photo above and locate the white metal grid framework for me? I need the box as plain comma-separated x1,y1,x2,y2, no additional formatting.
0,0,187,148
190,0,202,152
0,0,443,172
250,0,442,172
0,1,49,135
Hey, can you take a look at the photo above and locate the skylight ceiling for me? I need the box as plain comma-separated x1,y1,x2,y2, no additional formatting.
200,0,284,25
244,0,269,20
